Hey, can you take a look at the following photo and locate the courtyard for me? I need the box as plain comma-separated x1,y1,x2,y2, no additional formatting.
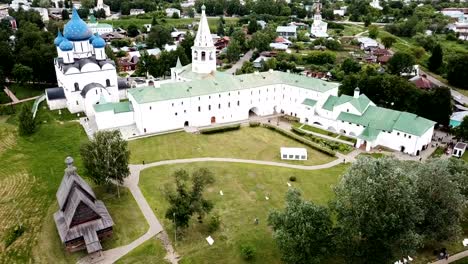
128,126,337,166
139,162,349,264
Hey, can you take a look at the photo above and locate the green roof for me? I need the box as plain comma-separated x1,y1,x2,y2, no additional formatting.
302,98,317,107
322,95,338,111
94,101,133,114
129,70,339,104
358,126,380,141
337,105,435,136
325,94,372,113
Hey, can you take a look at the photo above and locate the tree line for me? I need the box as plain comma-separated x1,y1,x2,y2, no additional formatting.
269,157,468,264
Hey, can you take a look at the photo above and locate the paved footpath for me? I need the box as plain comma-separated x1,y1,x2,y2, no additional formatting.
78,151,363,264
431,249,468,264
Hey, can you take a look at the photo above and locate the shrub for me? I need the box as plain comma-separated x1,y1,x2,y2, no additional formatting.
262,123,336,156
289,176,296,182
249,121,260,127
0,105,16,116
240,244,256,261
207,213,221,233
5,225,25,248
200,124,241,134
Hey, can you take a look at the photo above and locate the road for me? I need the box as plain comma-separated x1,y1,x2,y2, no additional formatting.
418,69,468,105
335,21,389,26
226,50,254,75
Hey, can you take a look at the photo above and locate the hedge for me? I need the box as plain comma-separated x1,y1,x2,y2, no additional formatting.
249,121,260,127
200,123,241,134
262,123,336,156
291,127,353,154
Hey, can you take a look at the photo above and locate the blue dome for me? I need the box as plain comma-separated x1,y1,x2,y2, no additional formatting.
63,8,92,41
89,34,96,43
54,31,64,46
92,35,106,48
59,39,73,51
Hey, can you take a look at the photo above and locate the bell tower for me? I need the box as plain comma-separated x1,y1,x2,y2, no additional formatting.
191,5,217,74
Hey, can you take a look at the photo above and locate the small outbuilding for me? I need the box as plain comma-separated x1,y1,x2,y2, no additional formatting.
280,147,308,160
452,142,467,158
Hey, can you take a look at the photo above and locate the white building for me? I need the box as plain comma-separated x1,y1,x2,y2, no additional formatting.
281,147,307,160
357,37,379,50
87,15,113,34
310,6,328,38
130,9,145,16
94,0,111,17
165,8,181,17
276,26,297,39
452,142,467,158
46,6,435,156
370,0,383,10
46,8,119,116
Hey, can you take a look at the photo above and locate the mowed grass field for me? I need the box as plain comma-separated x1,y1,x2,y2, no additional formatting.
103,17,239,32
115,237,168,264
128,126,336,166
0,105,147,263
139,162,349,264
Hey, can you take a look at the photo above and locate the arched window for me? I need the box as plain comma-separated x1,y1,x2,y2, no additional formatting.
209,52,214,60
106,79,110,86
74,83,79,91
194,51,198,60
201,51,206,61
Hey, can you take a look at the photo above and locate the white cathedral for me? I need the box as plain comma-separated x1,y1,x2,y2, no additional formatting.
310,5,328,38
46,6,435,156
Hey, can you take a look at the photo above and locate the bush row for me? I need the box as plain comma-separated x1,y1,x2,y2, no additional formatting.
291,127,353,154
262,123,336,156
280,115,300,123
200,124,241,134
249,121,260,127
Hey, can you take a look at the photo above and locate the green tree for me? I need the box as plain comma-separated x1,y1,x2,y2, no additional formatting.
127,24,139,37
247,18,258,34
226,40,241,62
446,54,468,89
80,130,130,196
81,0,94,9
268,189,332,264
381,35,396,49
333,157,423,263
151,15,158,25
235,61,255,75
341,58,361,74
249,31,274,52
187,8,195,18
12,64,33,84
172,12,179,19
18,104,35,136
216,18,225,36
428,44,443,73
368,25,379,39
61,9,69,20
415,159,465,244
164,168,215,228
180,32,194,60
455,116,468,141
231,29,246,50
306,51,336,65
387,51,415,75
146,25,172,48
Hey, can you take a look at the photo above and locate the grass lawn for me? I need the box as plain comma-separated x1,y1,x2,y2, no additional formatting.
8,83,44,100
293,123,339,138
128,126,336,166
430,146,446,158
103,17,239,33
358,152,386,159
462,151,468,163
0,106,147,263
116,237,168,264
139,162,349,264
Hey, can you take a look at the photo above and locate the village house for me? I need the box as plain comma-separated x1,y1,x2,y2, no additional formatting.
276,25,297,39
165,8,181,17
214,36,230,51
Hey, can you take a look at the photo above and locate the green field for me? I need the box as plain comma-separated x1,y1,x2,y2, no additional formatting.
139,162,349,264
115,237,168,264
104,17,239,32
0,107,147,263
128,126,336,166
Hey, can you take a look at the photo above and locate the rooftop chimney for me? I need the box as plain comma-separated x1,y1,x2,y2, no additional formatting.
354,87,360,98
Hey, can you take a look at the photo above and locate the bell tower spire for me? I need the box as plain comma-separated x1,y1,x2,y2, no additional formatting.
191,4,216,74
